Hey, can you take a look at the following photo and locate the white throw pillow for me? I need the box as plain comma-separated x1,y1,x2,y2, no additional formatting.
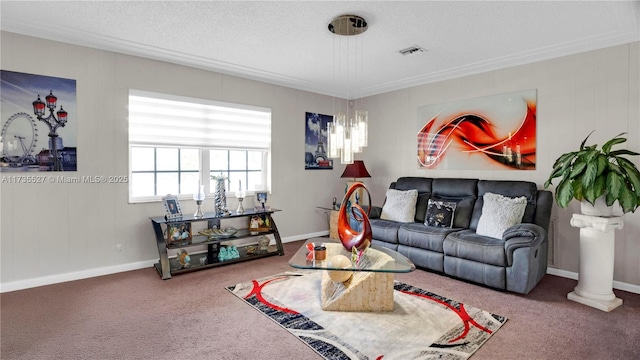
476,192,527,239
380,189,418,223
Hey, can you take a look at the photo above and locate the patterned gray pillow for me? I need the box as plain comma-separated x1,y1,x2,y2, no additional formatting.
424,199,457,228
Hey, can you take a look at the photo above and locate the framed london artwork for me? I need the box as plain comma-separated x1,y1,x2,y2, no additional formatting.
1,70,77,172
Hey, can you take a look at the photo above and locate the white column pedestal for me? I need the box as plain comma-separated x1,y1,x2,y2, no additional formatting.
568,214,624,312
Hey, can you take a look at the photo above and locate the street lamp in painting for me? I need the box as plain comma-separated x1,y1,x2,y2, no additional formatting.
32,90,68,171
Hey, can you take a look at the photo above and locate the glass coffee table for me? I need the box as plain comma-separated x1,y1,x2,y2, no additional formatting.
289,238,415,312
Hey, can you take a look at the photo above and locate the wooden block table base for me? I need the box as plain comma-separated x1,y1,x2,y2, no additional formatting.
329,210,339,239
320,244,395,312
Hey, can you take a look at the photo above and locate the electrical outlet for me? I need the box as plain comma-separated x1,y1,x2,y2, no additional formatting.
116,243,123,252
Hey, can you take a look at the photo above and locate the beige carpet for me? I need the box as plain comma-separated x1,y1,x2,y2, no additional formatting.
1,240,639,359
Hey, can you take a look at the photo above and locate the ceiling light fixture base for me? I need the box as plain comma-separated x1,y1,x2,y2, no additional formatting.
328,15,368,36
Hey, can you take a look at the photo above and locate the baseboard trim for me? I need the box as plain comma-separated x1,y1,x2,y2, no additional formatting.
546,267,640,294
281,231,328,243
0,260,157,293
4,232,638,295
0,231,332,293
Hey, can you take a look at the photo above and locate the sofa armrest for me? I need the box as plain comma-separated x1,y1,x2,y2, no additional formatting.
503,223,546,266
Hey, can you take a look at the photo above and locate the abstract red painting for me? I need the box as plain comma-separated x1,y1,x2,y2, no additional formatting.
417,90,536,170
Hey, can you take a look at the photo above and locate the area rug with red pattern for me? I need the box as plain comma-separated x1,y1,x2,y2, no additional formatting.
226,271,507,360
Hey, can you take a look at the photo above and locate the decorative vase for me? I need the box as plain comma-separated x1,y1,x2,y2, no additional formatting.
214,178,227,216
580,197,613,217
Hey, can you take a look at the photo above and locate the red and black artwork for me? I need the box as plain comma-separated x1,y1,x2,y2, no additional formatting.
417,90,537,170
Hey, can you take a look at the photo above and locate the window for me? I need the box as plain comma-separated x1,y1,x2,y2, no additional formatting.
130,147,200,197
128,90,271,203
209,149,265,193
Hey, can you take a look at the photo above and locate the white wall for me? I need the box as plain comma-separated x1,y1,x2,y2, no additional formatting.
0,32,345,290
1,32,638,291
358,42,640,288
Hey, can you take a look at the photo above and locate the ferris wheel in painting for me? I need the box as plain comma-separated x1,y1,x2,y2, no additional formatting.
1,112,39,166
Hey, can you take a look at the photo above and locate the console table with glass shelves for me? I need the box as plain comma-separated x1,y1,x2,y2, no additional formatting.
150,209,284,279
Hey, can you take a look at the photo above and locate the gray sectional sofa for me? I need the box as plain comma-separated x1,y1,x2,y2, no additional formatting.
369,177,553,294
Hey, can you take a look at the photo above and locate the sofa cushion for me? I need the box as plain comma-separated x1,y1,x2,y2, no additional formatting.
471,180,537,229
393,177,433,222
398,223,460,252
431,178,478,228
380,189,418,223
414,193,431,223
443,229,508,267
444,256,506,290
394,177,433,193
476,192,527,239
424,199,456,228
370,219,403,244
398,244,445,273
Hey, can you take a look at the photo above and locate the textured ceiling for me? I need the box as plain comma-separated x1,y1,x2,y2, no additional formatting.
1,1,639,99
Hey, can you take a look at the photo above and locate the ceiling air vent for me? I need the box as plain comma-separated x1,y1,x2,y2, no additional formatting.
398,45,426,56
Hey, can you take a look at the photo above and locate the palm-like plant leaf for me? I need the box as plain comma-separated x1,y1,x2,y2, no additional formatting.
584,176,606,204
596,154,608,177
610,149,640,156
556,177,575,208
579,131,594,150
618,157,640,196
569,161,587,179
582,161,598,188
618,185,637,213
602,133,627,153
572,179,584,201
553,151,577,167
545,131,640,213
606,171,623,205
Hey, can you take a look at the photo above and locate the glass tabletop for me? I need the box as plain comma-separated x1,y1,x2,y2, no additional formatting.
289,238,416,273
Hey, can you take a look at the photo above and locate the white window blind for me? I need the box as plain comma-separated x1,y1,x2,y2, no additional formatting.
128,90,271,149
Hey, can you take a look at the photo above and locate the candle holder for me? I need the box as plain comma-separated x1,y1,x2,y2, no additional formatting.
194,200,204,218
193,184,205,218
236,180,245,214
236,190,246,214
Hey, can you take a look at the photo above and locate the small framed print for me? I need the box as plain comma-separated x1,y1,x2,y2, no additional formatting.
249,214,271,234
256,192,268,207
163,194,183,220
166,222,192,247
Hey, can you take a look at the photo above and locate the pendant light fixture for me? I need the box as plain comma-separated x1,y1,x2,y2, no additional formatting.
327,14,369,164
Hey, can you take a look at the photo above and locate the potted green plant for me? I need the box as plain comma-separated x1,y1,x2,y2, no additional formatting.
544,132,640,214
